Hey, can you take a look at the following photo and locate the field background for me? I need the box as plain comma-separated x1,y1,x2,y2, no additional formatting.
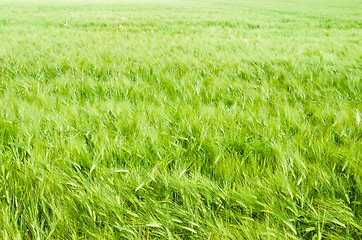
0,0,361,239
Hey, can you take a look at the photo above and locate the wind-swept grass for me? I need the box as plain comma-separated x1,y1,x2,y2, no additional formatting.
0,0,361,239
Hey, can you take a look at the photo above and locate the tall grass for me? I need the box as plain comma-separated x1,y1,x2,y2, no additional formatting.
0,0,361,239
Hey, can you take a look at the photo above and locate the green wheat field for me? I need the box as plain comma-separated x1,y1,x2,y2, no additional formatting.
0,0,361,239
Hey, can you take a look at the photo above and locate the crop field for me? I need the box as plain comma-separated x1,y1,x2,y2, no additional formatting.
0,0,361,239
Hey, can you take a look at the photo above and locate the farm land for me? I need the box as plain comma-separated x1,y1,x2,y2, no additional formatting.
0,0,361,239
